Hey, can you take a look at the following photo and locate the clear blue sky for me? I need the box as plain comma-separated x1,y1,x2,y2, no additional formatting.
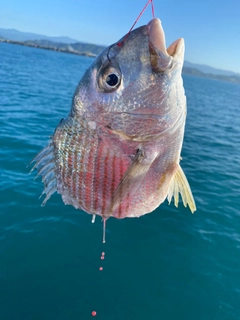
1,0,239,73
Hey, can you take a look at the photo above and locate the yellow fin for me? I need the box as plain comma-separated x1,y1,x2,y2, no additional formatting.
167,165,196,213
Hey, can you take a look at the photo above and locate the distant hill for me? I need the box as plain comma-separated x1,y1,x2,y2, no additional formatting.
0,28,78,44
182,66,240,84
23,39,106,56
184,61,240,77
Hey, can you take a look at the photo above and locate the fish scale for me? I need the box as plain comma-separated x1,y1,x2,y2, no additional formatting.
53,120,132,218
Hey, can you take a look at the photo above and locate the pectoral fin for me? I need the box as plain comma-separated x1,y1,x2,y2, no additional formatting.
167,165,196,213
107,149,156,217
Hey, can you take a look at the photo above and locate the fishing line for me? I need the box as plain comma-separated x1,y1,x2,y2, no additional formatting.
117,0,155,47
107,1,155,61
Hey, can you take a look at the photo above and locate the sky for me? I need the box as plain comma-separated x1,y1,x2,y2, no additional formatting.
0,0,240,73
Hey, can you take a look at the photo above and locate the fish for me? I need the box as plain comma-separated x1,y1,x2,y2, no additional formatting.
30,18,196,242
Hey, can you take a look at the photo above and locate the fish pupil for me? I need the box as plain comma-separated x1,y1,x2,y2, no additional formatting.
106,74,119,87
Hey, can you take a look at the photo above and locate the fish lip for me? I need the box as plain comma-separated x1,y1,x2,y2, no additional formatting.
147,18,173,72
147,18,172,72
147,18,168,56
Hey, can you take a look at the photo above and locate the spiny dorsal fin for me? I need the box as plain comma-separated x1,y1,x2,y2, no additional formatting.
167,165,196,213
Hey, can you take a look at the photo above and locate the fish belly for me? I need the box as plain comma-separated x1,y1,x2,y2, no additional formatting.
54,123,176,219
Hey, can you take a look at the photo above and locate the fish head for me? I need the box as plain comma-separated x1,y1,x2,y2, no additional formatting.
72,18,185,121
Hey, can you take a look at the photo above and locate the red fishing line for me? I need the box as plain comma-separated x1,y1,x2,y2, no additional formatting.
117,0,155,47
150,0,155,18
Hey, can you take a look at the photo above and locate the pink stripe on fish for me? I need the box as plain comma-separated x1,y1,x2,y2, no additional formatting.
84,141,95,211
110,153,116,212
117,157,124,218
101,149,110,216
94,141,103,214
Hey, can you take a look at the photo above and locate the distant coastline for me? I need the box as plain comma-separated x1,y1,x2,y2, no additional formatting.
1,38,240,84
0,38,98,58
182,67,240,85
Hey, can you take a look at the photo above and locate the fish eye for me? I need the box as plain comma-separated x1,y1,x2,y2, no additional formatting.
98,66,121,92
106,73,119,87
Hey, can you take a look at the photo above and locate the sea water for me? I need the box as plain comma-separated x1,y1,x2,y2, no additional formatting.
0,42,240,320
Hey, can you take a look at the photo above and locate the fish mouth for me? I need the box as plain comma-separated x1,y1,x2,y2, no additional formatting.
147,18,184,72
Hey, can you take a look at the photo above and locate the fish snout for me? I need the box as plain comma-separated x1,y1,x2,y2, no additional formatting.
147,18,185,72
147,18,172,72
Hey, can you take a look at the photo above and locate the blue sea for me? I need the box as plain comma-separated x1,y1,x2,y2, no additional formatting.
0,41,240,320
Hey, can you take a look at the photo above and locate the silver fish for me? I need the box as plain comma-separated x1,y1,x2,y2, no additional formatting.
30,18,196,242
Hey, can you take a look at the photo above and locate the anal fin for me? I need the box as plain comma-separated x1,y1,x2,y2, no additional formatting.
167,165,196,213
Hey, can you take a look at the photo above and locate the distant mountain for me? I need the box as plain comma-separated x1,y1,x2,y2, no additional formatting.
23,39,106,56
0,28,78,44
182,66,240,84
184,61,240,77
